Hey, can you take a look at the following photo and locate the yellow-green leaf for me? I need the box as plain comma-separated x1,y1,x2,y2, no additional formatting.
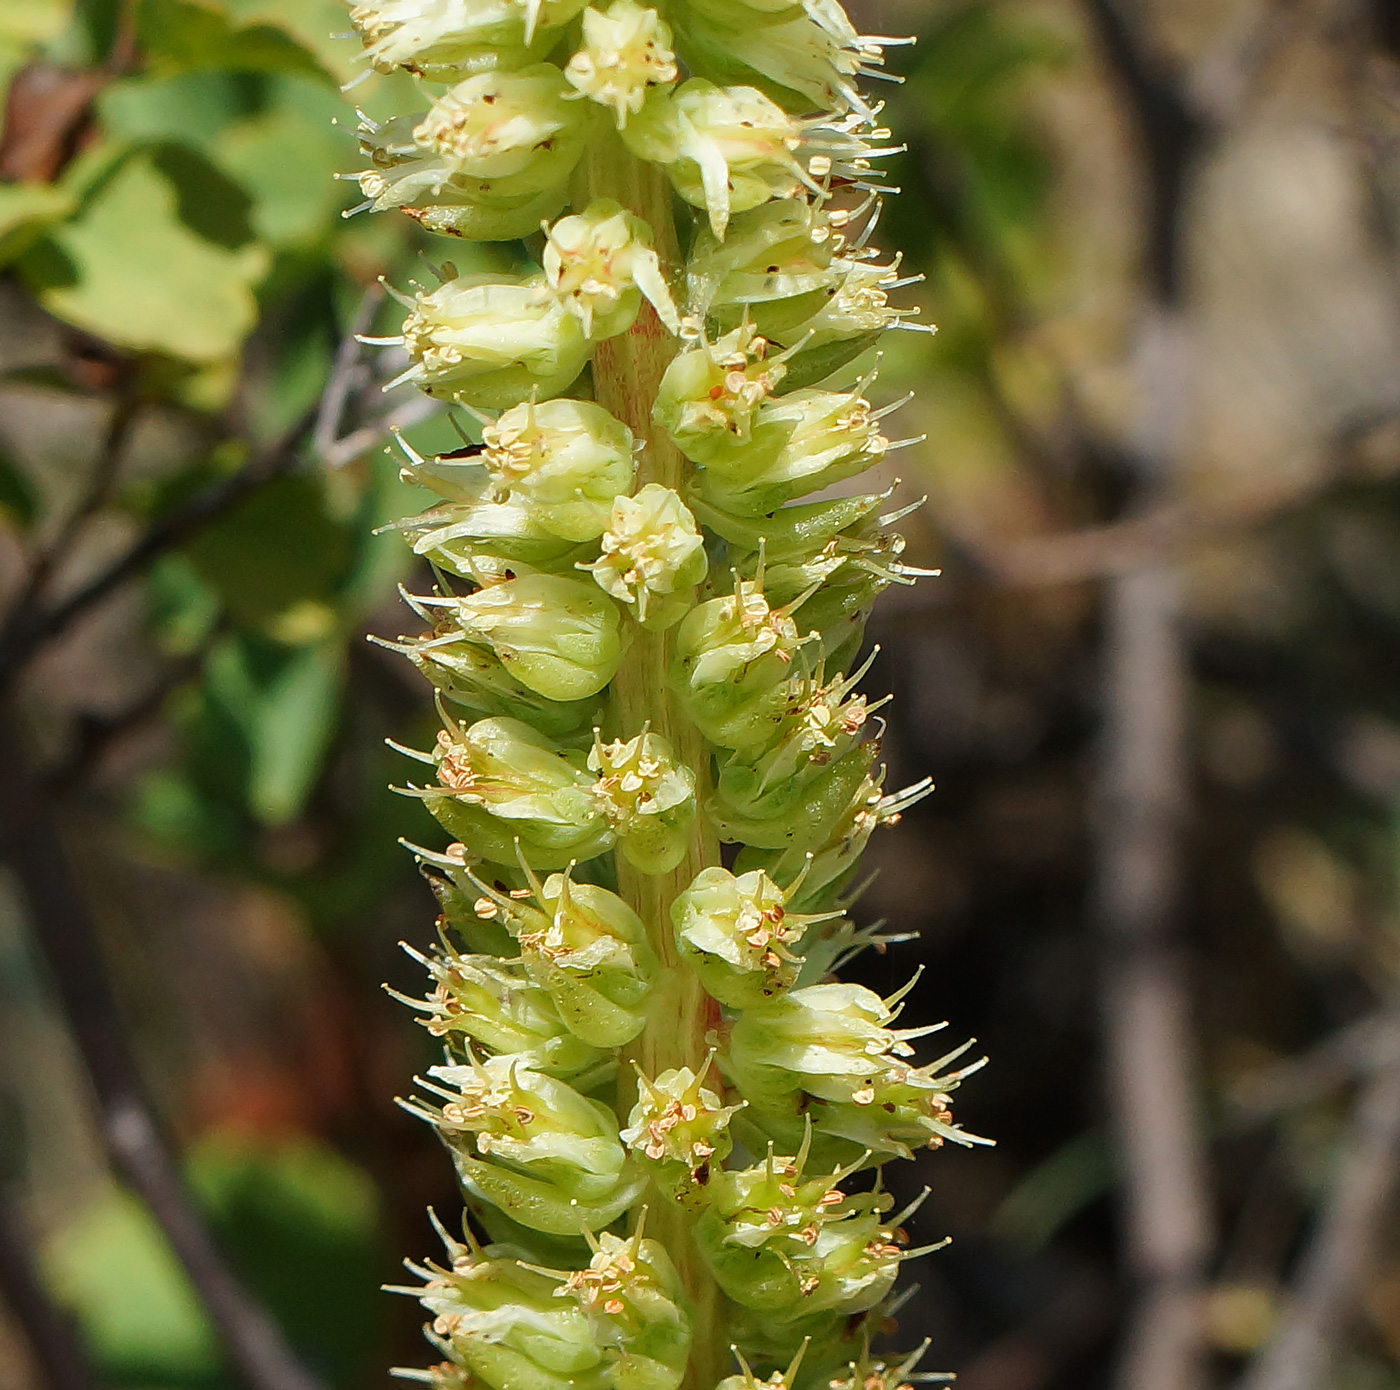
30,151,269,362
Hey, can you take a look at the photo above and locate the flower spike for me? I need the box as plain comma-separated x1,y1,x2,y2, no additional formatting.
340,0,971,1381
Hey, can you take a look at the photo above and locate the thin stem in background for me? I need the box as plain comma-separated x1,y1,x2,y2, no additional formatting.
1239,1011,1400,1390
0,712,323,1390
1077,2,1214,1383
1095,562,1211,1390
0,405,316,693
0,1190,102,1390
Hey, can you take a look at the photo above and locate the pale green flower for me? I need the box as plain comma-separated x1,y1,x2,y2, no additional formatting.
564,1,678,128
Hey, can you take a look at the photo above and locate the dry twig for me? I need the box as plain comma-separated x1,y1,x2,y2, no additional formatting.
0,713,323,1390
1240,1012,1400,1390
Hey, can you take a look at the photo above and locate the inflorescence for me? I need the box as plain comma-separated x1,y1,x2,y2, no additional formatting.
341,1,989,1385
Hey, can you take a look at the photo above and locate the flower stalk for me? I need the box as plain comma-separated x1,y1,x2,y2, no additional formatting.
342,2,989,1384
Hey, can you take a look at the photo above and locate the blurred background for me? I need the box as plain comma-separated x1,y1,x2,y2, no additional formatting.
3,1,1400,1388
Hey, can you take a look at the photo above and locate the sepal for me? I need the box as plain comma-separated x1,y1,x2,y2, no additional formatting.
394,273,591,409
409,1052,646,1235
394,941,612,1087
653,323,787,462
383,599,601,738
482,398,637,542
694,385,890,518
620,1058,743,1198
671,572,818,749
671,866,839,1008
734,770,933,910
468,864,660,1048
545,1227,693,1390
413,714,614,869
587,727,699,873
349,0,587,77
540,200,681,340
450,574,626,701
725,980,989,1167
398,1221,606,1390
564,1,680,129
415,65,593,199
581,484,706,632
694,1136,924,1323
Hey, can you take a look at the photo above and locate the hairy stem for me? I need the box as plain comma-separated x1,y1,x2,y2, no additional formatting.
577,134,725,1390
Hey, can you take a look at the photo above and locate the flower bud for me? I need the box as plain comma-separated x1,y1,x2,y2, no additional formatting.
539,199,681,339
695,387,890,519
735,770,933,912
349,0,588,77
398,495,591,574
694,1140,909,1321
551,1228,692,1390
726,980,988,1167
404,1224,605,1390
387,599,601,738
586,727,698,872
673,5,891,122
470,866,661,1048
671,574,817,748
413,65,593,201
481,398,636,542
581,484,706,631
394,273,591,409
671,866,840,1008
418,715,614,869
621,79,814,237
709,742,874,852
652,323,787,463
414,1052,646,1234
355,112,571,240
620,1059,743,1198
396,942,611,1086
450,573,625,701
685,199,842,336
564,1,679,129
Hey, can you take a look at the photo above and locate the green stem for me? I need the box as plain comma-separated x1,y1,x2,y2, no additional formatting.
577,134,726,1390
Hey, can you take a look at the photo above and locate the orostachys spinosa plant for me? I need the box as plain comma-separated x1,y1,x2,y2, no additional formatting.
342,1,991,1384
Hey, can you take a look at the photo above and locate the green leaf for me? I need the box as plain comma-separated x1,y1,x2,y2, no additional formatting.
221,0,362,85
136,0,333,83
96,70,247,149
148,553,222,654
211,75,353,246
151,141,257,248
0,183,75,268
0,443,38,526
23,149,269,362
190,1135,381,1382
205,634,345,825
43,1187,221,1379
182,474,353,631
246,639,344,825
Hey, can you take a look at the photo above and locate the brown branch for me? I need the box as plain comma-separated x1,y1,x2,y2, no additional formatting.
0,406,315,692
1239,1011,1400,1390
0,711,323,1390
313,283,385,463
2,389,142,636
0,1191,102,1390
1225,1007,1400,1128
1095,562,1213,1390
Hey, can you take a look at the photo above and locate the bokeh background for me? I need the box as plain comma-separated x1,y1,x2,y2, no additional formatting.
4,1,1400,1388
